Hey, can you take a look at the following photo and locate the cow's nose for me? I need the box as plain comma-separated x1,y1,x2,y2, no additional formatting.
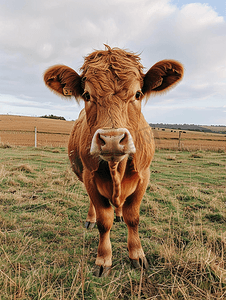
90,128,136,159
99,132,125,153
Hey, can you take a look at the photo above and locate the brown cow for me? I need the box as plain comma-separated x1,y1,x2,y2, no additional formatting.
44,45,183,277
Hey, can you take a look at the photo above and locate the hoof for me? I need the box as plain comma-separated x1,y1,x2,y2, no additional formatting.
93,265,111,277
130,256,149,269
115,216,124,222
84,221,96,229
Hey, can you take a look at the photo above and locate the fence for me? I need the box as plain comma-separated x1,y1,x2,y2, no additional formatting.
0,128,225,152
0,129,70,147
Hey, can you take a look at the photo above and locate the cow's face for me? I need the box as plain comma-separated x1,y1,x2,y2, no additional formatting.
82,76,142,162
82,77,142,131
44,46,183,163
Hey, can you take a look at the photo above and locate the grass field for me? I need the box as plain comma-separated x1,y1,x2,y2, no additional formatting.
0,115,226,151
0,145,225,299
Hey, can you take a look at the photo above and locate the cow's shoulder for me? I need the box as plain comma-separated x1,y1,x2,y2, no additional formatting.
68,109,88,181
132,114,155,172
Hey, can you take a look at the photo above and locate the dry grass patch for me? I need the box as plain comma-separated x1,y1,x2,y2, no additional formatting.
11,164,34,173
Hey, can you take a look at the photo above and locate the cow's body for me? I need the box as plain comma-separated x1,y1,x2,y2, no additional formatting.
44,46,183,276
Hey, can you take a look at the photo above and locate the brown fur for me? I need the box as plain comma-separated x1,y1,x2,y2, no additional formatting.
44,45,183,274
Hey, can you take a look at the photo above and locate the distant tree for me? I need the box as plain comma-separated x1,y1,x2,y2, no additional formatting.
40,114,66,121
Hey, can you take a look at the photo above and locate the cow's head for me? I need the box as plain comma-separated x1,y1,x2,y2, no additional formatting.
44,46,183,163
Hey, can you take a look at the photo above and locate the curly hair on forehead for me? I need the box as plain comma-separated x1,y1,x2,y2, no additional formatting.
80,45,145,81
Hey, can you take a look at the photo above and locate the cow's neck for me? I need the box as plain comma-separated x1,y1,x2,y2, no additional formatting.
108,160,127,207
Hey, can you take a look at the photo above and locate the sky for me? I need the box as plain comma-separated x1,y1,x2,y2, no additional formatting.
0,0,225,125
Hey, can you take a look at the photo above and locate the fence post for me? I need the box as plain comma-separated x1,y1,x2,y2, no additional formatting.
35,127,37,148
178,131,182,149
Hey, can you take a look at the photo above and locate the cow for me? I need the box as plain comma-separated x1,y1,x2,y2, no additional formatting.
44,45,183,277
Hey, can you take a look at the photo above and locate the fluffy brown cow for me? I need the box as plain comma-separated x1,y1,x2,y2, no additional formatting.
44,45,183,277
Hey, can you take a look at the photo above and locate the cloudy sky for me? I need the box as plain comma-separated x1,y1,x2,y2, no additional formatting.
0,0,225,125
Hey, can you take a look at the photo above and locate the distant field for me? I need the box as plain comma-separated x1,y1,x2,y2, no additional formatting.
153,128,226,152
0,115,226,151
0,115,72,147
202,125,226,133
0,146,225,299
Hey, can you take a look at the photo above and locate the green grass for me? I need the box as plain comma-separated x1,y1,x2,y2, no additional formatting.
0,147,225,299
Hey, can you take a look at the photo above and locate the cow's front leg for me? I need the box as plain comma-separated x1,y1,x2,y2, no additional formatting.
83,171,114,276
85,198,96,229
93,195,114,276
122,177,149,269
85,182,114,275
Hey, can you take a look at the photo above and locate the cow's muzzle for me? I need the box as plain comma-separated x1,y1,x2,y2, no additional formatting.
90,128,136,162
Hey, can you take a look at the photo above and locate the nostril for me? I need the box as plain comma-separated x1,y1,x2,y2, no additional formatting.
119,133,127,145
98,134,106,146
119,134,125,144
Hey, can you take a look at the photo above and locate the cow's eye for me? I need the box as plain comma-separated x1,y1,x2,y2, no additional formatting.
83,92,91,101
135,91,142,100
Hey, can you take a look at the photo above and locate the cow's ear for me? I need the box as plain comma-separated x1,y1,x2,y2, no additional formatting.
44,65,82,100
142,60,183,97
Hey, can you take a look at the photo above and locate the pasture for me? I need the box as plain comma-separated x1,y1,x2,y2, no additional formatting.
0,145,225,299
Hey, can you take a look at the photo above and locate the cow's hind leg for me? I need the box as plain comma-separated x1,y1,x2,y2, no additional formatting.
115,206,124,222
85,198,96,229
122,177,149,269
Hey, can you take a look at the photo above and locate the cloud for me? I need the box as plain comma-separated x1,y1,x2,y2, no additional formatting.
0,0,225,124
143,105,226,125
